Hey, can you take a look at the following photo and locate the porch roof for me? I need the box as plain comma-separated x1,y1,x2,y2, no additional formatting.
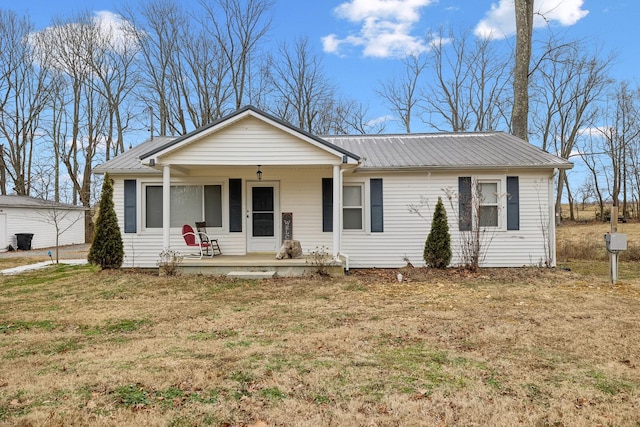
138,106,361,166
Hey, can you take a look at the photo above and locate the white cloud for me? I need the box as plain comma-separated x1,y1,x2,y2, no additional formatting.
322,0,436,58
475,0,589,40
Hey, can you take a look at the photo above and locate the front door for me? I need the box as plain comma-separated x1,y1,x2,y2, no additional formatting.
247,182,279,252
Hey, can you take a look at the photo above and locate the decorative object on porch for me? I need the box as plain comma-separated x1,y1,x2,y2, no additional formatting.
194,221,222,256
281,212,293,241
276,239,302,259
181,224,215,258
256,165,262,181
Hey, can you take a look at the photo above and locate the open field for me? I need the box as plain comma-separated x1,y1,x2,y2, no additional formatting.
557,221,640,263
1,259,639,426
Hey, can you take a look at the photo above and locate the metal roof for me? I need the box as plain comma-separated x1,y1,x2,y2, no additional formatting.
93,129,572,175
323,132,573,170
0,195,86,210
93,136,176,174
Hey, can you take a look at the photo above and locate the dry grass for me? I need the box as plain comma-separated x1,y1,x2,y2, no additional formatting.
557,221,640,262
1,262,639,426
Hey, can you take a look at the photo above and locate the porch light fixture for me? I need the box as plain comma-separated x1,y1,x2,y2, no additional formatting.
256,165,262,181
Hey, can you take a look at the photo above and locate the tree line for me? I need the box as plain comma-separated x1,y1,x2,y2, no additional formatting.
0,0,637,227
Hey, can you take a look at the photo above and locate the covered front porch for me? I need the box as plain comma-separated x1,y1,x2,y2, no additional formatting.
176,252,345,277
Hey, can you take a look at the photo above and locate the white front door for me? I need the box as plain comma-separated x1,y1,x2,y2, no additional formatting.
247,181,279,252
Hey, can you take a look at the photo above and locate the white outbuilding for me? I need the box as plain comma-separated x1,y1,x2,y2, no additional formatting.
0,195,86,251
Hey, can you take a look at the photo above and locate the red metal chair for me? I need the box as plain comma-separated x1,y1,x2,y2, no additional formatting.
182,224,214,258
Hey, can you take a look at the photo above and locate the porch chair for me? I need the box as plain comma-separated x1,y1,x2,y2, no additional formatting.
181,224,215,259
195,221,222,256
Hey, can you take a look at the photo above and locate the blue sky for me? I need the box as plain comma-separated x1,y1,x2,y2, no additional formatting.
5,0,640,134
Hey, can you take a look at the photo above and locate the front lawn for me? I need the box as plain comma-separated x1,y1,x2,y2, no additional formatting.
0,264,639,426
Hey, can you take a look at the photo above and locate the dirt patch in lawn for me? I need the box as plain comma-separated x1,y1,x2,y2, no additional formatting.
0,264,639,426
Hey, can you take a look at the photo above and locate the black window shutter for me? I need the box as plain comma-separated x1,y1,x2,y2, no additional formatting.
507,176,520,230
322,178,333,232
458,177,472,231
124,179,136,233
370,178,384,232
229,179,242,232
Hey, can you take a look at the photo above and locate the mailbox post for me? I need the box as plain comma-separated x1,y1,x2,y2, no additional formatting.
604,232,627,284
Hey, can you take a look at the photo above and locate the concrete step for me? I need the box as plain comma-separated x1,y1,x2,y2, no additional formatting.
227,271,276,279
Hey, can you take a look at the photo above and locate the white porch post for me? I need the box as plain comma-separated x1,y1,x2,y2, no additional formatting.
332,165,341,259
163,164,171,249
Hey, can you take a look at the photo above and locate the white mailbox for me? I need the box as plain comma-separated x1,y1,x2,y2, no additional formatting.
604,233,627,252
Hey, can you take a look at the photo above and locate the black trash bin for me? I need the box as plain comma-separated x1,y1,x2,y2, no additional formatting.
15,233,34,250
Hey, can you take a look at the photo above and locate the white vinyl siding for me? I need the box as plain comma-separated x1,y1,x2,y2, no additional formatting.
1,207,84,250
341,171,554,269
162,116,339,166
114,169,555,269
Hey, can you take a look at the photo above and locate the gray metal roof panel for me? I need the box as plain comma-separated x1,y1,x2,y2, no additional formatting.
0,195,86,210
323,132,573,170
95,131,572,175
93,136,177,174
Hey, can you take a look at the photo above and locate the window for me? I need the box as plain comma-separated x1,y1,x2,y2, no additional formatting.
144,184,222,229
343,184,363,230
459,176,518,231
478,181,499,227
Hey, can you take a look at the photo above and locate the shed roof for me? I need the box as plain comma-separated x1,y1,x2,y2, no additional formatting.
0,195,87,210
323,132,573,170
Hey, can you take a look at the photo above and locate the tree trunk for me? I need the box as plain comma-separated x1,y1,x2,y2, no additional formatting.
512,0,533,140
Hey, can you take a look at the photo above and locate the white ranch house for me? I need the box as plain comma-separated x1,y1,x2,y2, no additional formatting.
93,106,572,272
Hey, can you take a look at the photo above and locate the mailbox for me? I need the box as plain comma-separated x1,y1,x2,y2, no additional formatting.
604,233,627,252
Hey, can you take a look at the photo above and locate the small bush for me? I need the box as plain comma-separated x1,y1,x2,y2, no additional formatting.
424,197,451,268
307,245,332,276
158,249,183,276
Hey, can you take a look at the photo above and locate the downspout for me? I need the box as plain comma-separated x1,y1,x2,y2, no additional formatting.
332,162,351,272
549,168,558,267
339,168,349,272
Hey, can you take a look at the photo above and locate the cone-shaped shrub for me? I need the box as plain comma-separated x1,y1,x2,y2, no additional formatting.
424,197,451,268
88,174,124,269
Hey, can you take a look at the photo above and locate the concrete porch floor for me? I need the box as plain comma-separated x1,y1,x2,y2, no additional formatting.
177,253,344,277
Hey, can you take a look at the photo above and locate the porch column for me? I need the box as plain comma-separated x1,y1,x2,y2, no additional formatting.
163,164,171,249
332,165,341,259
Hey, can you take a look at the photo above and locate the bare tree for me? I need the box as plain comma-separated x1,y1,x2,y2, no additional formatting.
332,101,387,135
121,0,186,136
266,36,338,134
597,82,640,218
377,54,426,133
512,0,533,140
87,13,139,159
421,27,511,132
0,10,52,196
32,12,114,237
578,134,607,221
530,38,613,224
199,0,273,110
178,25,233,127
